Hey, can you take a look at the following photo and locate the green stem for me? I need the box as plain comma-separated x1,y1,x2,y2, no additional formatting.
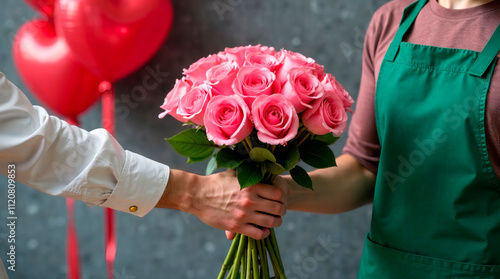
269,255,279,279
270,144,276,154
218,234,241,279
246,239,251,279
296,132,311,147
241,248,247,279
242,141,251,154
262,173,277,185
265,237,286,279
227,264,235,279
245,137,254,150
250,239,260,278
270,229,284,270
295,126,307,139
257,239,270,279
231,235,247,279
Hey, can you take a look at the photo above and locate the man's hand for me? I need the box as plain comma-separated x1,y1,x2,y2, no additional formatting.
224,174,290,240
156,169,287,240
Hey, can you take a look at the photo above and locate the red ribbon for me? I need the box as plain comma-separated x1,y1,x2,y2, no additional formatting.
100,81,117,279
65,118,81,279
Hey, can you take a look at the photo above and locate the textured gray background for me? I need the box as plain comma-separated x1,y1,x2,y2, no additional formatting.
0,0,387,278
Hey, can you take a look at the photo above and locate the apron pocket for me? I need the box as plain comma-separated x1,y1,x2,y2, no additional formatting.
358,235,500,279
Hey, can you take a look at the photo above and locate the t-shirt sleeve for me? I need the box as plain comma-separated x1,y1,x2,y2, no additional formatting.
342,10,382,175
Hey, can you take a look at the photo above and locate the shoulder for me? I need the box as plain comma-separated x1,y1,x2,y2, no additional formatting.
365,0,415,52
373,0,416,21
369,0,416,32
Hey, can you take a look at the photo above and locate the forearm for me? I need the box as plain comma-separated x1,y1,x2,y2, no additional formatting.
155,169,198,213
285,154,376,214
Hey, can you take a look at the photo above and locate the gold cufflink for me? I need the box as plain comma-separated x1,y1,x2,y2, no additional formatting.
129,206,138,212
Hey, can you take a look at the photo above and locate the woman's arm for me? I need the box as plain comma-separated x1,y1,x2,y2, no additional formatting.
282,154,376,214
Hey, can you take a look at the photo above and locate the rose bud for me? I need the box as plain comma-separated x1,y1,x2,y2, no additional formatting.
206,61,240,95
218,44,263,66
177,83,214,126
302,90,348,136
232,66,281,108
275,49,316,84
252,94,299,146
281,67,324,113
159,78,192,122
321,74,354,112
183,54,226,86
244,52,281,72
204,95,253,146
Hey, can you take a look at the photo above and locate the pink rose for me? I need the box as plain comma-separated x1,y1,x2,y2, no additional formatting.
206,61,239,95
259,45,276,55
313,62,326,80
302,90,348,136
321,74,354,112
183,54,226,86
251,94,299,145
281,67,324,113
177,83,213,126
275,49,316,84
218,45,263,66
204,95,253,146
232,66,280,108
159,78,192,122
244,52,281,72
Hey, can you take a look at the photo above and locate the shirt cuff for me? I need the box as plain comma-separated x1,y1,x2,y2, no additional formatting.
100,150,169,217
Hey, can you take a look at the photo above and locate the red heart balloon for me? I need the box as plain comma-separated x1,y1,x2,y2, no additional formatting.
24,0,56,18
55,0,174,82
13,19,102,120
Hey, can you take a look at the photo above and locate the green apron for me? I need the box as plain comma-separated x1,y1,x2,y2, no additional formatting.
358,0,500,278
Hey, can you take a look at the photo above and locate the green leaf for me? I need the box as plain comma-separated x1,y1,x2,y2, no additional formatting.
265,161,287,175
249,147,276,163
274,144,300,171
216,148,245,169
237,161,265,189
205,155,217,175
299,140,337,168
187,154,213,164
166,129,215,159
312,133,340,145
290,165,313,190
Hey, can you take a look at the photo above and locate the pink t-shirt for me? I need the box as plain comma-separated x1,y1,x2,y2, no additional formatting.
343,0,500,180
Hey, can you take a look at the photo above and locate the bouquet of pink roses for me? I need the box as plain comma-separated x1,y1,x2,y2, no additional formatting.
159,45,353,279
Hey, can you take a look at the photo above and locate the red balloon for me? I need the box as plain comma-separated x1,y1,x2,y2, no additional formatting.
13,19,102,120
55,0,174,82
24,0,56,18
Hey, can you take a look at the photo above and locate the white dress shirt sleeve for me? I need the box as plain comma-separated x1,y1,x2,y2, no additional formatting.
0,72,169,217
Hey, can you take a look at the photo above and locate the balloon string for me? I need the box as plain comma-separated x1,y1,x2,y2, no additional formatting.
105,208,117,279
66,199,81,279
66,117,81,279
100,81,117,279
66,118,82,279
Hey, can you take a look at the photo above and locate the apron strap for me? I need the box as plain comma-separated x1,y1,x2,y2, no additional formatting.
385,0,428,62
469,24,500,77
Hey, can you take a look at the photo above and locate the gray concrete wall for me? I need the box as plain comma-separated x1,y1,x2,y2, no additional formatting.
0,0,387,278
